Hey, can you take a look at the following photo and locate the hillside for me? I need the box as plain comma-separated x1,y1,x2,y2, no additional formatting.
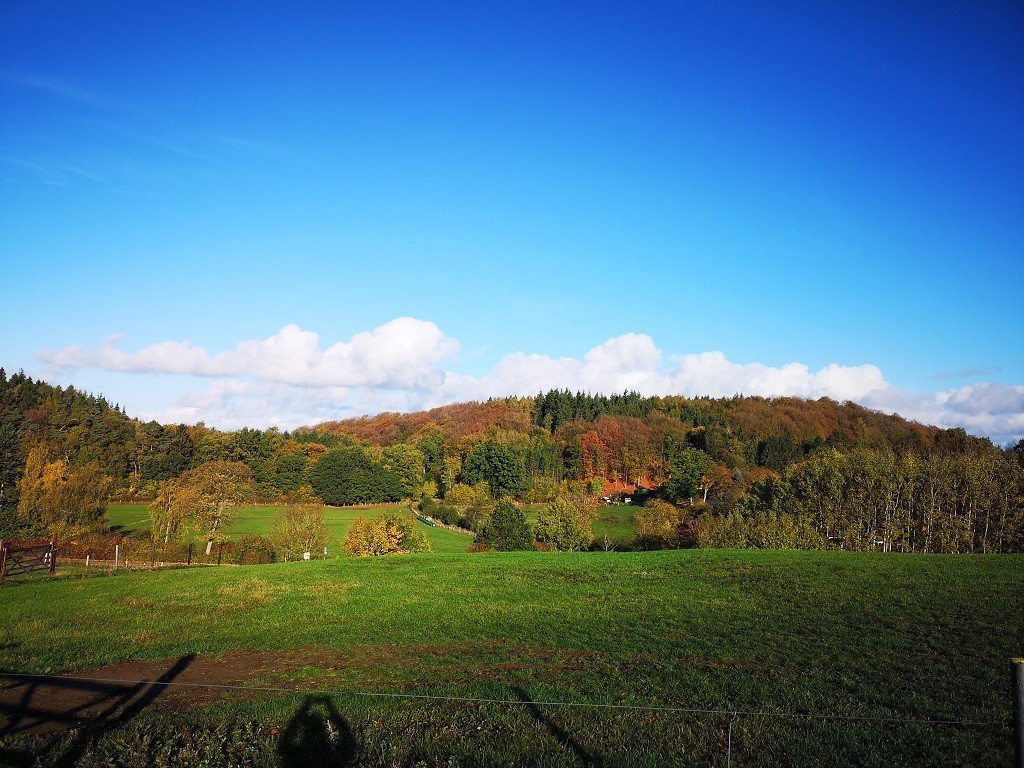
2,370,1022,554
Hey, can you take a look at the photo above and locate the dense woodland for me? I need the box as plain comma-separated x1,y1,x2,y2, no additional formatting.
2,368,1022,553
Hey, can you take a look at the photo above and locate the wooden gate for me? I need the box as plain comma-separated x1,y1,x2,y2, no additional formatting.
0,536,57,583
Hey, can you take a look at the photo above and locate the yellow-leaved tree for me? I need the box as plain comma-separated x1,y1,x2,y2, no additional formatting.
342,512,429,557
16,442,109,538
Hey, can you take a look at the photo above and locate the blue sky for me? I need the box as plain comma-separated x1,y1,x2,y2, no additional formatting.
2,1,1022,443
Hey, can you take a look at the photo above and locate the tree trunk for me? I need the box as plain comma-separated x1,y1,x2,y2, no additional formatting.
205,504,222,556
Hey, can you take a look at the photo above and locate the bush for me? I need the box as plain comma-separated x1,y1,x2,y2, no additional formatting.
237,533,277,564
434,503,462,527
633,500,684,549
342,512,430,556
535,496,594,551
419,497,462,527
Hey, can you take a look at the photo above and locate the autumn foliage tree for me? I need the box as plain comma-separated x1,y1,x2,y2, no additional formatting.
634,499,685,549
173,461,256,555
342,511,429,556
148,478,188,544
273,504,329,559
16,442,109,537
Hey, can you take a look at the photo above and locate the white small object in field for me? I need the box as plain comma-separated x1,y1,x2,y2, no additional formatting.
303,551,311,560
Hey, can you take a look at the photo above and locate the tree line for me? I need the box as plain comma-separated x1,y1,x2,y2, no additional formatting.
2,369,1022,554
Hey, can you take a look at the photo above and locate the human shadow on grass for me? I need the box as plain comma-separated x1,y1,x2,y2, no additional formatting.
276,694,357,767
0,653,196,768
511,686,602,767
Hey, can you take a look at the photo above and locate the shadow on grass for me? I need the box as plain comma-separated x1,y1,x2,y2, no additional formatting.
276,694,357,767
512,686,602,767
0,654,195,767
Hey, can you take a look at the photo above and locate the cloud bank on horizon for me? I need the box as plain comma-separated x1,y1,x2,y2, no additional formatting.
37,318,1024,446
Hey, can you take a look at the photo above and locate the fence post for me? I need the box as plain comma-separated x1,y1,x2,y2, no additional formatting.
187,542,193,566
151,539,156,571
727,712,739,768
115,543,119,570
48,535,56,575
217,542,223,566
1013,658,1024,768
0,539,6,583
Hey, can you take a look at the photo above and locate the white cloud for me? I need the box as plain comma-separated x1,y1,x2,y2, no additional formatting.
39,320,1024,444
864,383,1024,446
39,318,460,390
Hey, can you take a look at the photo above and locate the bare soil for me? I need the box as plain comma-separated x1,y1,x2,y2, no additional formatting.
0,648,352,735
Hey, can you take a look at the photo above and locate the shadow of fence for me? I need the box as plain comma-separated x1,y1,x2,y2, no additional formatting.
0,654,195,767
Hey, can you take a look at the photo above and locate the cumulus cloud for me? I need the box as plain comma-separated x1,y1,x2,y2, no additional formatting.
452,340,888,406
38,320,1024,444
39,318,460,390
863,383,1024,446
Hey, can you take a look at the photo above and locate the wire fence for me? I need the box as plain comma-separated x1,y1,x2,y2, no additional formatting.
1,670,1009,766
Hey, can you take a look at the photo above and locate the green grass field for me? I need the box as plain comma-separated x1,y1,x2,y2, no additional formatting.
591,503,636,545
1,548,1021,766
105,503,473,555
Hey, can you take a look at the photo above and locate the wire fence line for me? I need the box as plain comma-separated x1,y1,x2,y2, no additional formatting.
0,671,1003,729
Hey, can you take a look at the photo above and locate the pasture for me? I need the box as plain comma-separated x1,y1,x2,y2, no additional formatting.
105,503,473,555
1,549,1021,766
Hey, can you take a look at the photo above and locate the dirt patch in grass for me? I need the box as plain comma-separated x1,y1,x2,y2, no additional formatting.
0,648,341,734
0,641,758,736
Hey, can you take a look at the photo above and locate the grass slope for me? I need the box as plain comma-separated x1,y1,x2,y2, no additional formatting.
1,550,1021,766
105,503,472,555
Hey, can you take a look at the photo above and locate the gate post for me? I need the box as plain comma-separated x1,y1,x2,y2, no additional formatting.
1013,657,1024,768
48,535,57,575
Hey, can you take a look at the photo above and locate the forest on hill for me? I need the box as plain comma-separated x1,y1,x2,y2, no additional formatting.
2,368,1022,553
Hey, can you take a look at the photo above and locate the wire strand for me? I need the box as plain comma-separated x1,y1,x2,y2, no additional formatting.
0,671,1000,728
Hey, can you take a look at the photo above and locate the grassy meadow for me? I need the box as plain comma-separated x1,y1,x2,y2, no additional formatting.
1,547,1021,766
105,503,473,556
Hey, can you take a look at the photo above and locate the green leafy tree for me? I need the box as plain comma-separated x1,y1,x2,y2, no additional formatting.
664,446,712,505
309,446,404,506
461,441,526,499
477,500,533,551
381,443,425,498
273,450,309,494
